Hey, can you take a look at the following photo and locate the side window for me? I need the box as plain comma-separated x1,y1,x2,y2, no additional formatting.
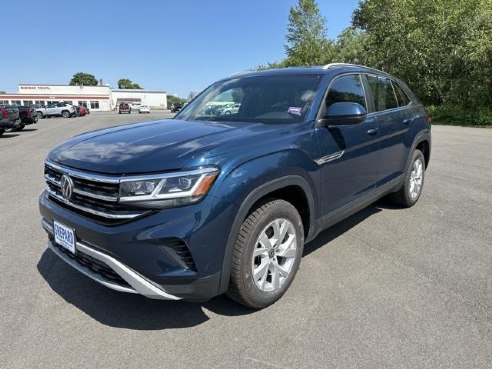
325,74,366,111
366,75,398,111
392,81,411,106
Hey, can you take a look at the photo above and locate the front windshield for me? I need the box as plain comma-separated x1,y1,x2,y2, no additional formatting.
176,74,322,124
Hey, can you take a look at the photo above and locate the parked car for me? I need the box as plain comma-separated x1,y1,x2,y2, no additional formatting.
170,103,182,113
36,102,76,119
39,64,431,309
138,105,150,113
17,105,39,125
218,103,240,115
0,105,22,134
78,106,89,116
118,102,131,114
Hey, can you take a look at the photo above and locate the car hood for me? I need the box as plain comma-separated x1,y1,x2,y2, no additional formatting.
47,119,289,174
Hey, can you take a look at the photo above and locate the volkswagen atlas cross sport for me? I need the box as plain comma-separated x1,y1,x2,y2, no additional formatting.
39,64,431,309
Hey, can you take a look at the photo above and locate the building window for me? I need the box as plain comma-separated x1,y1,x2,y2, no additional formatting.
23,100,33,106
63,101,73,105
90,101,100,109
78,101,88,107
35,100,45,106
0,100,8,105
11,100,22,106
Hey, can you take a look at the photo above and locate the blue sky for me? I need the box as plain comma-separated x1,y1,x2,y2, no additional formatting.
2,0,359,97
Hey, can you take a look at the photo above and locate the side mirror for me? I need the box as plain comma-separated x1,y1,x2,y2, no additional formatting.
318,102,367,126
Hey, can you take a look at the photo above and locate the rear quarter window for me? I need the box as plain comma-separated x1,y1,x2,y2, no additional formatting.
392,81,411,106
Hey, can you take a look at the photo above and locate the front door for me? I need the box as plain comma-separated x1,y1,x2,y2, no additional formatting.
316,74,380,217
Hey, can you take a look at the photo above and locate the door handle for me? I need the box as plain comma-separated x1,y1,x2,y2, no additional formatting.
367,128,378,136
403,119,412,125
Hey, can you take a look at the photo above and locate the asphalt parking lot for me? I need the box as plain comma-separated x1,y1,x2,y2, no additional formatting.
0,113,490,369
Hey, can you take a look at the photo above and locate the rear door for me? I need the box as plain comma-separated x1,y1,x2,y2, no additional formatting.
316,74,380,216
365,75,412,186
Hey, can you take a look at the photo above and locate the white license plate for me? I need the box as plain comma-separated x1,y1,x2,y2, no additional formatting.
53,220,76,254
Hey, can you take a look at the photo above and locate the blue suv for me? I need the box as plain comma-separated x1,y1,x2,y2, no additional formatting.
39,64,431,309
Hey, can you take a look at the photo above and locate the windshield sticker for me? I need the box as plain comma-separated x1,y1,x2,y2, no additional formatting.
288,107,302,116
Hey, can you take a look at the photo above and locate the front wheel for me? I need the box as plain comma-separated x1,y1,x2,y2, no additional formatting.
389,149,426,207
227,199,304,309
62,111,70,118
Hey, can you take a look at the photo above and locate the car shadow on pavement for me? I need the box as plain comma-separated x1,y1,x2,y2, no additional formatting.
19,128,38,132
303,198,399,257
37,249,254,330
0,133,20,138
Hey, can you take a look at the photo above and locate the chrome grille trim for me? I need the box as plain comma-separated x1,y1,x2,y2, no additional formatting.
44,160,148,220
45,160,120,183
46,187,143,219
44,174,118,202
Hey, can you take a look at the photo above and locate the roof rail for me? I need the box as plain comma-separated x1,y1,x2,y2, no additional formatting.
322,63,358,70
322,63,388,75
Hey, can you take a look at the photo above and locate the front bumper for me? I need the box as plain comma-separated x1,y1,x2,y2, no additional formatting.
39,190,235,301
43,219,181,300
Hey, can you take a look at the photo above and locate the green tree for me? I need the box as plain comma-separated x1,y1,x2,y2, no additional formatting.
352,0,491,107
69,72,98,86
167,95,186,107
333,27,368,65
285,0,334,66
117,79,142,89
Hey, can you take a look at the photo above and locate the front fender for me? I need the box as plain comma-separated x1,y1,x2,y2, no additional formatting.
211,150,319,294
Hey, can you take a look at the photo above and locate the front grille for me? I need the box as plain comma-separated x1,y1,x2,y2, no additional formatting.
49,235,129,286
44,161,148,222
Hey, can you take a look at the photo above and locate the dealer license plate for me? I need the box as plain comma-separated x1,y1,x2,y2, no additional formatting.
53,220,76,254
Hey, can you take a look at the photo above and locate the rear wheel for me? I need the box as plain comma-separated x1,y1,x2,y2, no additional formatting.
227,199,304,309
390,149,425,207
38,112,43,119
62,111,70,118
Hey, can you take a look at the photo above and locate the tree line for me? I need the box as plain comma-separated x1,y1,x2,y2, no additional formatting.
69,72,142,89
262,0,492,124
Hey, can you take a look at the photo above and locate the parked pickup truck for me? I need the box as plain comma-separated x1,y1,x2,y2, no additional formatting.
36,103,76,119
0,105,21,135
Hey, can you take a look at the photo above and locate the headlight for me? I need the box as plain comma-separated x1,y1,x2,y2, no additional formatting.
119,167,219,208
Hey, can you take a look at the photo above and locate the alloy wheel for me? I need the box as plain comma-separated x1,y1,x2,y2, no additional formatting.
251,218,298,292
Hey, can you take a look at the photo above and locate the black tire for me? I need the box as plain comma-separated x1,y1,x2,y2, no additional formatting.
62,111,70,118
33,115,38,123
38,112,43,119
389,149,426,207
227,199,304,309
17,123,25,131
0,128,4,136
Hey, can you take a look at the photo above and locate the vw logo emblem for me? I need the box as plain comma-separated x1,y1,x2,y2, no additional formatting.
60,175,74,200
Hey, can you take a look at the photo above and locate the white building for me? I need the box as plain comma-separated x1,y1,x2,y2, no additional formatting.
0,84,167,111
112,89,167,110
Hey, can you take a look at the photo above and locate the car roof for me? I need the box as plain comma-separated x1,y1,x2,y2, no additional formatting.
228,63,391,79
